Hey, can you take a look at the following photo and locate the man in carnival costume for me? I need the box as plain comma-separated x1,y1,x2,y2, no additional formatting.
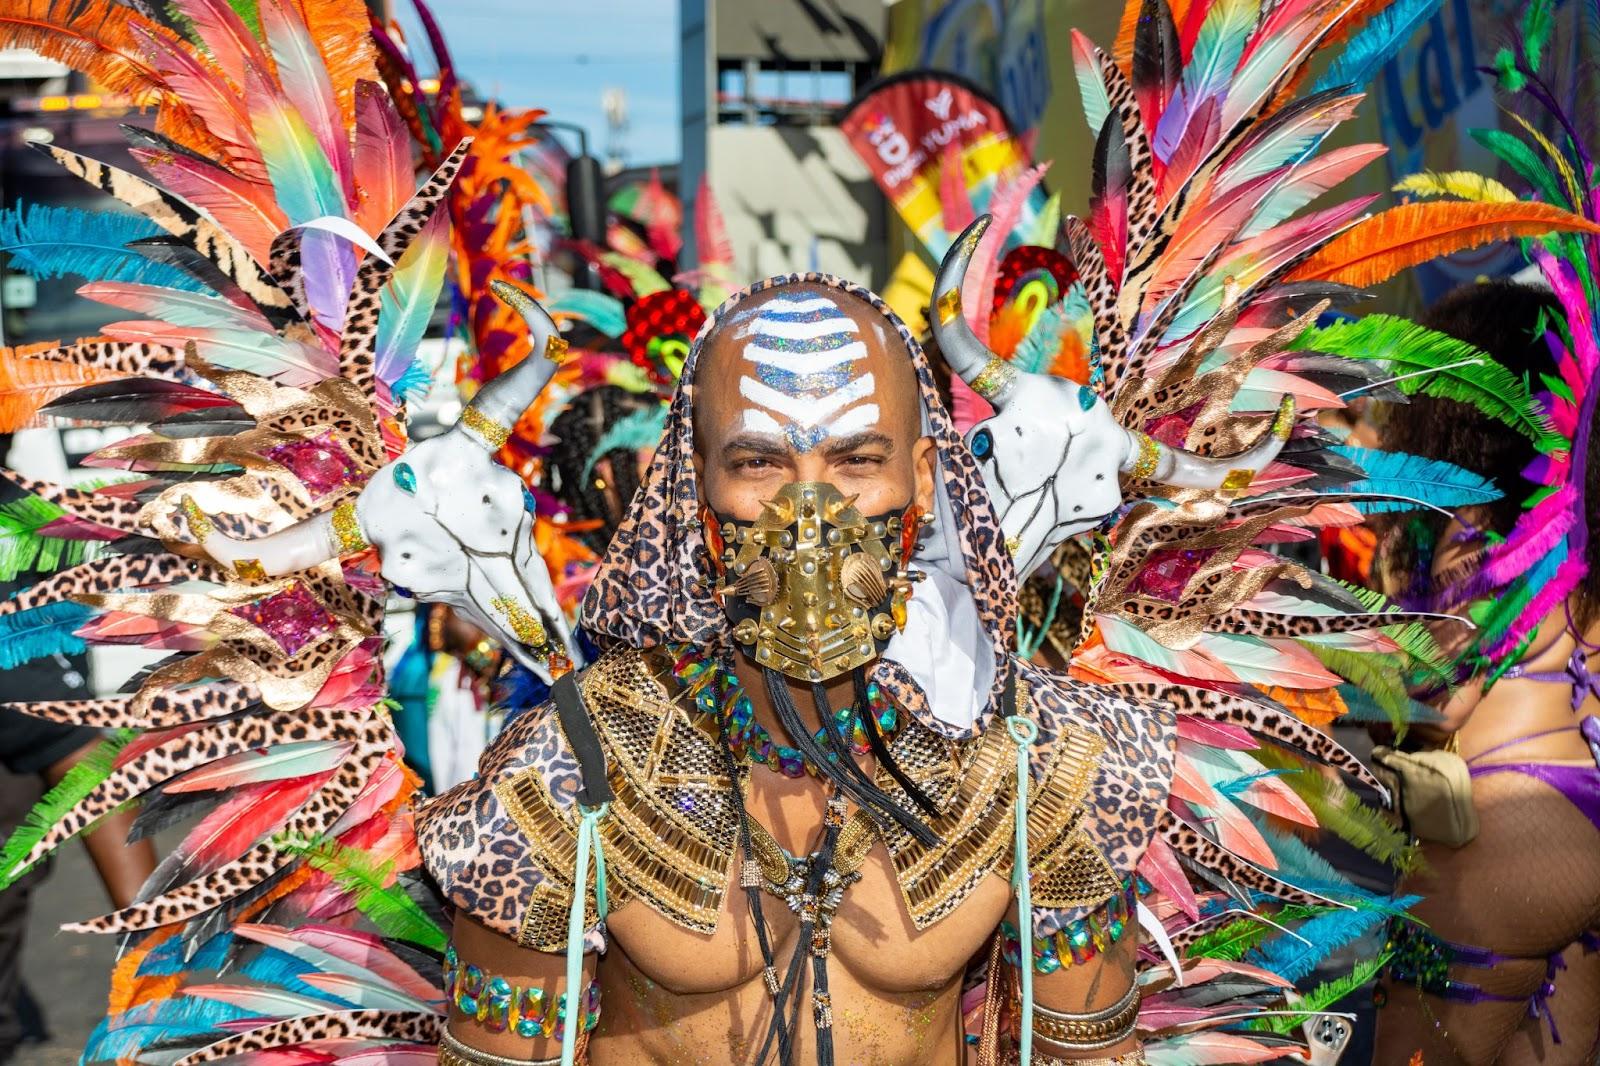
5,0,1600,1063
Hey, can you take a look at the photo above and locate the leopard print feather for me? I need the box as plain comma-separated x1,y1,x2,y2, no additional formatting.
3,683,259,731
0,472,143,534
0,554,218,617
1160,811,1336,908
175,1009,442,1063
65,715,390,934
38,144,297,326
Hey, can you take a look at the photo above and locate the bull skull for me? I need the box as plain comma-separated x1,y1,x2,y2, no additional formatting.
933,216,1292,579
188,282,577,680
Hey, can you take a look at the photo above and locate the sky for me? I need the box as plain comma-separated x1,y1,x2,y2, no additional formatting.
409,0,682,167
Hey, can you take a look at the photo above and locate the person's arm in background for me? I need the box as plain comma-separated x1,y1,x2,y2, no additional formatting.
43,739,156,910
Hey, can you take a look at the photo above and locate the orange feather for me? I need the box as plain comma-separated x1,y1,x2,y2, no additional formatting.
0,350,115,432
1259,683,1346,729
1289,201,1600,288
0,0,166,103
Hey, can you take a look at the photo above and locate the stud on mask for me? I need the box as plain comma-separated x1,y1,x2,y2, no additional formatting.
707,482,920,683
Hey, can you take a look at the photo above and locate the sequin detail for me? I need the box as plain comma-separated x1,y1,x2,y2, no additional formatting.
671,645,898,778
229,583,334,656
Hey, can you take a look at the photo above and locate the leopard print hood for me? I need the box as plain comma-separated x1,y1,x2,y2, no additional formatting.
581,272,1018,739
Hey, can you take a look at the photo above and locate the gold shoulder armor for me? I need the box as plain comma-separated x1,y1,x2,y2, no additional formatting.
494,647,740,949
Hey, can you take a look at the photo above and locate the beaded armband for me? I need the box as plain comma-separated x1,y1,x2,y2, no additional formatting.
1000,877,1143,974
444,945,602,1040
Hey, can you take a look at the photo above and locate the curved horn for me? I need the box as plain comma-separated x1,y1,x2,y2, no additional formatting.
180,497,357,578
931,215,1018,406
1120,396,1296,492
461,282,569,448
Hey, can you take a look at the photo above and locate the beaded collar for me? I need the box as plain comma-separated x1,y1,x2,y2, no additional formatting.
671,645,899,778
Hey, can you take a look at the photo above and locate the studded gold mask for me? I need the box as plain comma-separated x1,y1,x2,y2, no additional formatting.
708,482,919,683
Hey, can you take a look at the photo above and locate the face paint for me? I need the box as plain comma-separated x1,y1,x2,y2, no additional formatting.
735,296,880,451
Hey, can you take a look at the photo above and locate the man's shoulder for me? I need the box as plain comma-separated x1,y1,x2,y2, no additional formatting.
1013,661,1177,918
416,644,737,948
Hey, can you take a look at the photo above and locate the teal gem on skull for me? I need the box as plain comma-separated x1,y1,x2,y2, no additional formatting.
393,462,417,495
1077,386,1097,411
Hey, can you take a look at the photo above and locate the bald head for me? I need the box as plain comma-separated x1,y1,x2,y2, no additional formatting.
692,283,935,522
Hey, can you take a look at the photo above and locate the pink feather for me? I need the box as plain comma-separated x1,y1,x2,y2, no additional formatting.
693,174,734,268
352,81,413,236
156,773,333,886
1137,835,1199,920
1176,716,1256,750
131,147,286,264
131,25,266,181
249,924,441,1003
963,163,1049,344
1140,1031,1286,1063
179,0,276,91
1484,485,1577,584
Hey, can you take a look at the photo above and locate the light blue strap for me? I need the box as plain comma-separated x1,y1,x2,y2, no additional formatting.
1006,714,1038,1064
562,803,609,1066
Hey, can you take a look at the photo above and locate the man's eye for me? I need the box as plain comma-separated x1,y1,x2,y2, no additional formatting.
736,458,772,471
840,455,884,467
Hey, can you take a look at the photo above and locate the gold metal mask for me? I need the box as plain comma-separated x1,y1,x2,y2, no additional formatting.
712,482,914,682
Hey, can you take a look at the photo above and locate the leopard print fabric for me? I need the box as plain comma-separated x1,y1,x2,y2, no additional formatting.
416,696,585,942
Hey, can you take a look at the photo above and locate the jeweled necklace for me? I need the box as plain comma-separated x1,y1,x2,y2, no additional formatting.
671,647,898,778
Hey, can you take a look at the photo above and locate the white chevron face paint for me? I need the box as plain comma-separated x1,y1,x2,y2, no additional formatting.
735,296,880,451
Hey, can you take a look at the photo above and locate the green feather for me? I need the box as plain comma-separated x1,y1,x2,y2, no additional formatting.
1300,641,1412,735
289,839,448,951
1246,952,1392,1033
0,730,134,889
1186,904,1333,961
1298,315,1562,452
1470,128,1568,209
1254,747,1419,872
0,497,97,581
1523,0,1554,73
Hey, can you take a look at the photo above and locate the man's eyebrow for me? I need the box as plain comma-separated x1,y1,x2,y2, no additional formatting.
721,433,791,458
821,431,895,458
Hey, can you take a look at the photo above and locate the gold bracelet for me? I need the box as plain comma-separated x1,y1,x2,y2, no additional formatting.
439,1028,561,1066
1032,982,1140,1051
331,499,368,554
461,405,512,450
1020,1052,1144,1066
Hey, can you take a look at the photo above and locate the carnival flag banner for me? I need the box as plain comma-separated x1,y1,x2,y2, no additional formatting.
840,70,1047,259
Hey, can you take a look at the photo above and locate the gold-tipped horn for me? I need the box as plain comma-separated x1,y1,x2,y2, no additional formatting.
181,495,357,578
1122,396,1296,492
461,283,568,449
931,215,1017,407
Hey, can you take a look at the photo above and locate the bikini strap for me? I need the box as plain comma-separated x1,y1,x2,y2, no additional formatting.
1467,723,1584,765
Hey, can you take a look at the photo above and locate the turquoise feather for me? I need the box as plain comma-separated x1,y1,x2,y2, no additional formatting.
582,404,669,482
550,289,628,339
0,601,94,669
375,213,449,396
1249,895,1418,982
1328,446,1503,512
1314,0,1443,93
0,204,208,292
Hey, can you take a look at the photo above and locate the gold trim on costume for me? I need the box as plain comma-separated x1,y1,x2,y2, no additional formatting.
331,499,368,554
440,1028,561,1066
461,405,512,449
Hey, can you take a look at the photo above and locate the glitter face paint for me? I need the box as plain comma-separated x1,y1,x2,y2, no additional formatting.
736,296,881,452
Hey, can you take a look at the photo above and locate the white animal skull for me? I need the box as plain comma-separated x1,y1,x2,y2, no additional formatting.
932,216,1291,579
190,282,577,680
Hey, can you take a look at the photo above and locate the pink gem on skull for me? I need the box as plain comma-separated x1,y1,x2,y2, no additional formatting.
265,433,360,498
230,583,335,655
